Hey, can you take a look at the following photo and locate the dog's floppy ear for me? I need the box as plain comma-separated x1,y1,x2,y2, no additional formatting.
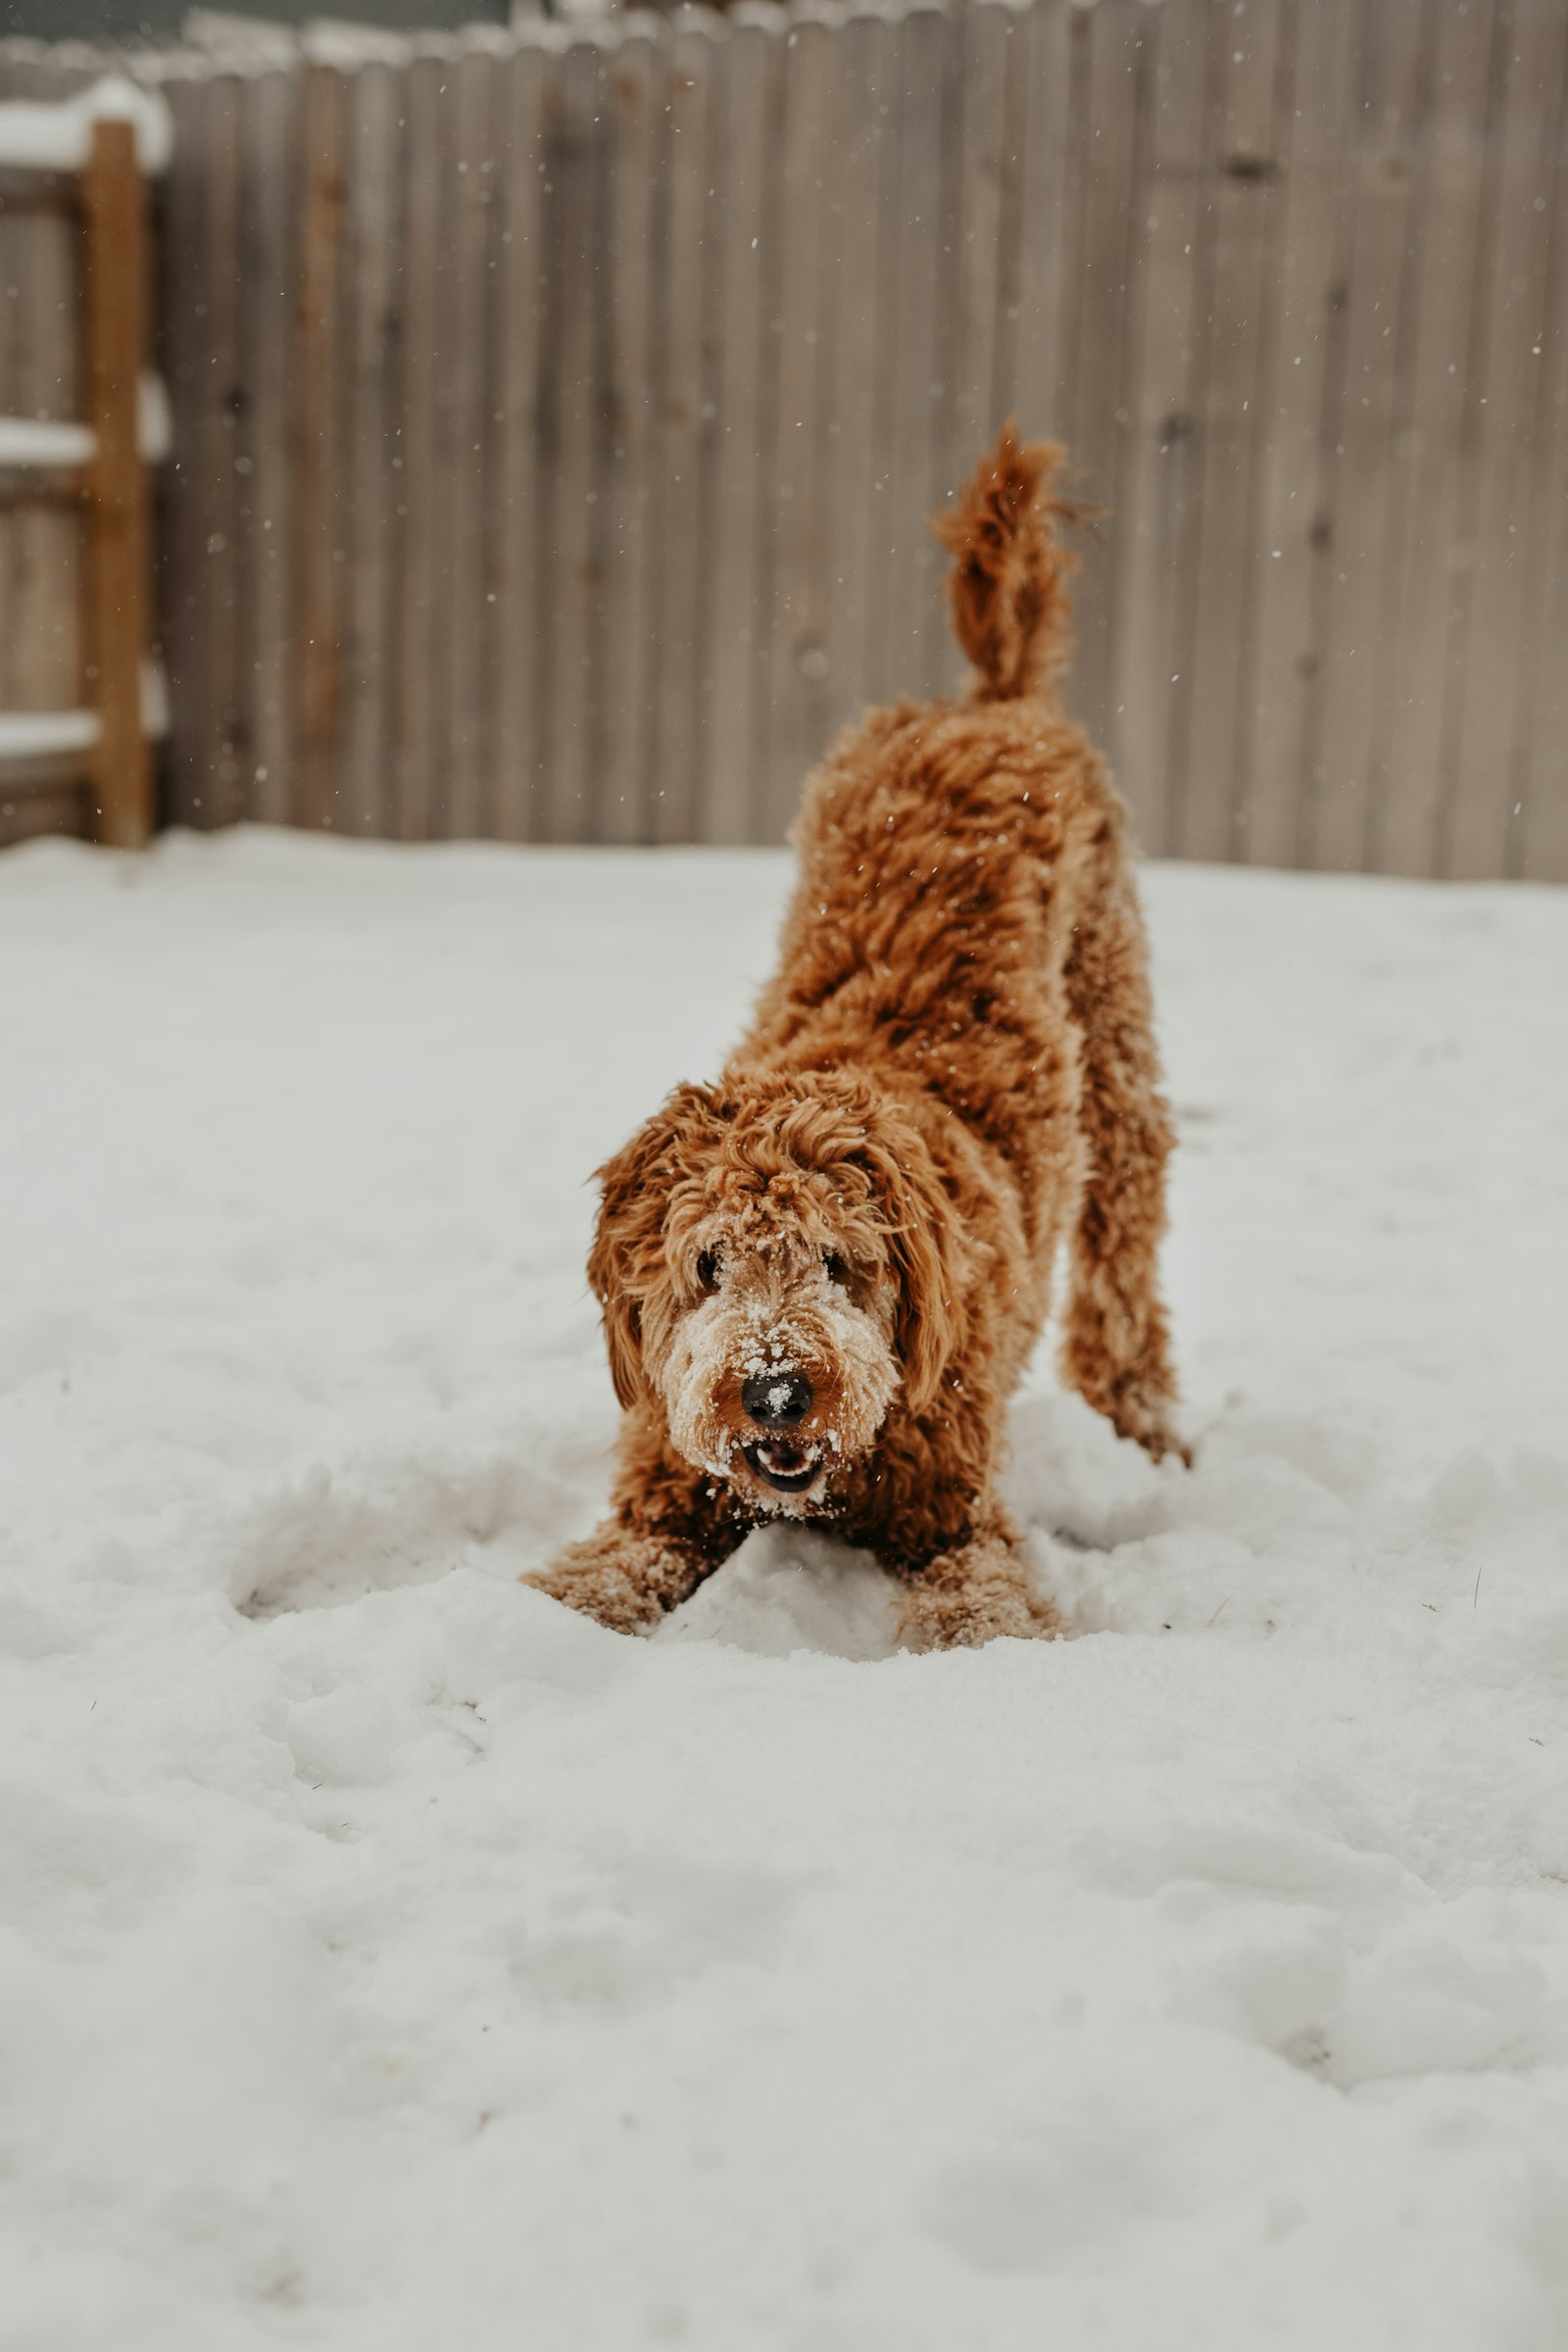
858,1122,970,1416
588,1083,719,1410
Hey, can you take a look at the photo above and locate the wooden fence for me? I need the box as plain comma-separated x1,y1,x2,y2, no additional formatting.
1,0,1566,876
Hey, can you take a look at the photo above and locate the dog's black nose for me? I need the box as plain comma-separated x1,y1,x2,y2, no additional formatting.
742,1371,813,1427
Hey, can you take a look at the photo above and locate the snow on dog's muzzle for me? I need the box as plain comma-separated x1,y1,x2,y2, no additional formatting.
739,1364,824,1490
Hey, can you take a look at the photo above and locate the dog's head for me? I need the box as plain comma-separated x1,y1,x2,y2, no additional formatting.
587,1070,969,1514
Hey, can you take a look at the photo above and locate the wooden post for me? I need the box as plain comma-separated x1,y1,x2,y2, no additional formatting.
82,117,153,850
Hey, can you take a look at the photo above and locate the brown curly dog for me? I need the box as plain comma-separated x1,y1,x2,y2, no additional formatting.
528,425,1183,1648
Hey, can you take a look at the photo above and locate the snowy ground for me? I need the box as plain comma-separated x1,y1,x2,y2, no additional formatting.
3,828,1567,2351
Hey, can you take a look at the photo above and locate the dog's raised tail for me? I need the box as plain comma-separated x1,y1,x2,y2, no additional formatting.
931,423,1080,701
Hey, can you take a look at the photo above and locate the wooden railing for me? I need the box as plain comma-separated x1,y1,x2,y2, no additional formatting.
0,77,169,846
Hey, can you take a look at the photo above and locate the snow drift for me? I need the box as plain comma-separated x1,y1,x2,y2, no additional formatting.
1,830,1565,2350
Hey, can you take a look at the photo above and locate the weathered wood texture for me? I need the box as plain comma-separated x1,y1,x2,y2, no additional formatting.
1,0,1566,875
82,118,154,846
0,47,93,844
0,50,161,848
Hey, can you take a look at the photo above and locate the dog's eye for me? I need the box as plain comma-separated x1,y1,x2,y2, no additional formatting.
695,1250,719,1293
823,1250,849,1286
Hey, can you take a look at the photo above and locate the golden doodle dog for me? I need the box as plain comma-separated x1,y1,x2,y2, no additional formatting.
528,425,1183,1648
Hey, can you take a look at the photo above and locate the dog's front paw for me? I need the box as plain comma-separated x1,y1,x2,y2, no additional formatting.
895,1532,1056,1651
522,1524,708,1636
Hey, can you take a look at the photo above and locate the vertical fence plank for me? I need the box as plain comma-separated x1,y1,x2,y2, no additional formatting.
600,21,660,844
335,58,400,837
1426,11,1517,879
938,4,1033,691
239,66,298,830
393,50,442,837
441,46,500,840
197,73,246,830
1243,0,1358,867
1152,1,1227,858
1062,0,1153,756
745,10,789,832
852,7,906,713
987,4,1033,429
1175,0,1289,864
822,7,893,749
421,50,463,838
649,12,719,844
159,72,211,826
1359,5,1457,876
702,10,779,840
0,58,27,735
920,1,967,693
83,120,154,848
1306,0,1429,874
296,61,345,830
166,71,245,829
946,0,1010,502
1108,0,1207,852
874,1,949,705
762,6,835,835
1013,0,1073,447
1517,14,1568,881
1376,0,1497,877
492,30,547,842
936,0,1035,693
539,35,607,842
1447,0,1568,877
0,145,25,738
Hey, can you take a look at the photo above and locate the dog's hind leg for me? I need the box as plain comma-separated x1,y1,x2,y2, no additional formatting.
1058,799,1185,1462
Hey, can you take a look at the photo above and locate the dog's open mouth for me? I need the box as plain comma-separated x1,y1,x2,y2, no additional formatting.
743,1438,824,1494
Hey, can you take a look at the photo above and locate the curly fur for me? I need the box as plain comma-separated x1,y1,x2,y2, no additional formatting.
528,424,1182,1649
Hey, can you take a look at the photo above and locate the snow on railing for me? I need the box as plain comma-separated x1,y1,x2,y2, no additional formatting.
0,665,170,766
0,378,172,471
0,76,172,176
0,710,101,761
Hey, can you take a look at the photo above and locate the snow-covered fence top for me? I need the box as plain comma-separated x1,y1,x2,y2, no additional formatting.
0,0,1565,879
